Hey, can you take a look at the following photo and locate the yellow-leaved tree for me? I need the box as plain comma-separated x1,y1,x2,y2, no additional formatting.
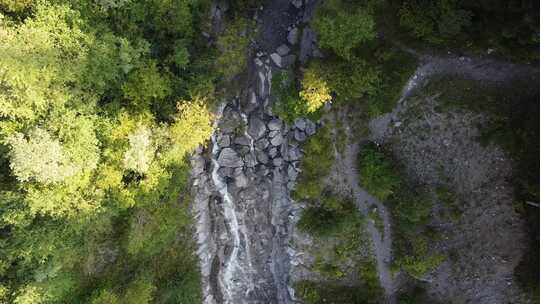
299,68,332,113
166,96,214,164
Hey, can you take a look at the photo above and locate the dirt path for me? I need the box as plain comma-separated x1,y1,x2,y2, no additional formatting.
334,128,397,303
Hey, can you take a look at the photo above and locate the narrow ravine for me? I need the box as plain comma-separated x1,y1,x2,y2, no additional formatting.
191,1,310,303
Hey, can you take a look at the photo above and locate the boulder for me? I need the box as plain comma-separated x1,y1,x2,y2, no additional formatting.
294,129,306,142
217,135,231,147
255,138,270,150
270,53,282,67
256,150,270,164
244,153,257,168
294,118,307,130
289,146,302,161
268,119,283,131
234,136,251,146
248,116,267,139
270,134,283,146
217,148,243,167
287,27,299,45
277,44,290,56
305,121,316,136
269,147,278,158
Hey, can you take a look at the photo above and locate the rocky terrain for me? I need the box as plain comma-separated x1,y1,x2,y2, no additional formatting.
191,1,321,303
191,1,540,304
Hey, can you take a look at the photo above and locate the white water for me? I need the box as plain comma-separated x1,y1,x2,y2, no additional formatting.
210,134,243,303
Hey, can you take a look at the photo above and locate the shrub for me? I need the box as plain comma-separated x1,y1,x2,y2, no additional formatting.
399,0,472,44
293,127,334,201
358,143,401,202
271,70,305,123
313,1,376,59
216,17,254,80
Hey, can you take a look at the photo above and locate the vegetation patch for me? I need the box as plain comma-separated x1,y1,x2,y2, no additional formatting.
358,142,445,279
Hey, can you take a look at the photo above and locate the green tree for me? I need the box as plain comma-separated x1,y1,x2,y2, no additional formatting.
5,128,77,184
313,1,376,59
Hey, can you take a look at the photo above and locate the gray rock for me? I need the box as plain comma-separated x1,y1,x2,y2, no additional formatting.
289,146,302,161
287,27,299,45
256,150,270,164
217,135,231,147
248,116,267,139
218,108,241,133
255,138,270,150
244,154,257,168
270,53,282,67
270,134,283,146
280,55,296,69
293,118,307,130
192,157,206,176
234,171,248,188
287,181,296,190
269,147,278,158
294,129,306,142
273,158,283,167
305,121,316,136
300,27,316,63
234,136,251,146
218,167,234,178
268,119,283,131
288,165,299,181
291,0,302,8
277,44,290,56
269,130,279,138
217,148,243,167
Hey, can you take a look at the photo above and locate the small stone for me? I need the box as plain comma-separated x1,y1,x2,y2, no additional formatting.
244,154,257,168
289,147,302,161
288,165,299,181
255,138,270,150
254,58,263,66
269,130,279,138
234,171,248,188
294,118,307,130
273,158,283,166
270,53,282,67
217,148,243,167
270,134,283,146
256,151,269,164
218,167,234,178
287,27,299,45
268,119,283,131
304,121,316,136
294,129,306,142
287,181,295,190
217,135,231,147
277,44,290,56
234,136,251,146
269,147,278,158
248,116,267,139
291,0,302,8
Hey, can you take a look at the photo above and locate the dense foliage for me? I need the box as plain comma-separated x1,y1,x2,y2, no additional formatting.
0,0,252,302
358,143,444,279
394,0,540,60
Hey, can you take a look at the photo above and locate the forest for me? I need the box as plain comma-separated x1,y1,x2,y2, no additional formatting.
0,0,539,303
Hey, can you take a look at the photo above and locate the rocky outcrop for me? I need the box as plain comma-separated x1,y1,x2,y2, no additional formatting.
192,58,318,302
191,1,324,303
